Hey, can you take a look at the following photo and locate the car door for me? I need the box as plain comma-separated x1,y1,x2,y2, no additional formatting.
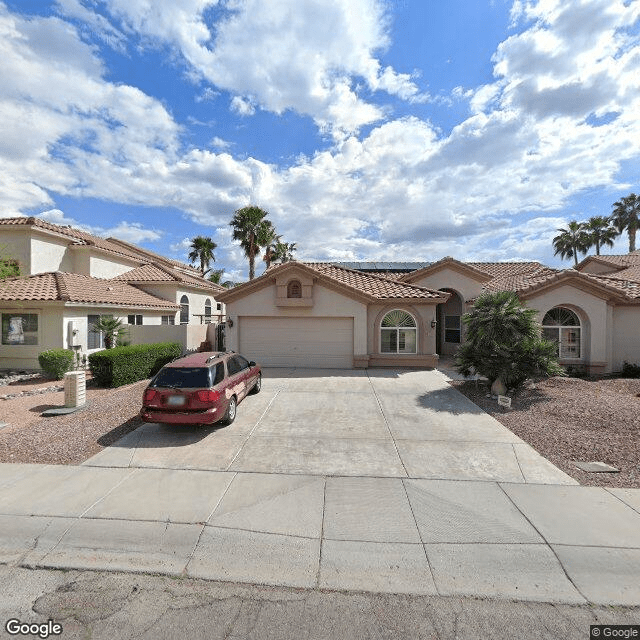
233,355,254,399
225,355,247,401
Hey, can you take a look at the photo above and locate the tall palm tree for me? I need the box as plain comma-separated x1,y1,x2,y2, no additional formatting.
583,216,617,255
553,221,588,267
273,240,297,263
230,206,274,280
610,193,640,253
188,236,217,275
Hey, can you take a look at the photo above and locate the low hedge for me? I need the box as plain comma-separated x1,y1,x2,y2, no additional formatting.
38,349,75,380
88,342,182,388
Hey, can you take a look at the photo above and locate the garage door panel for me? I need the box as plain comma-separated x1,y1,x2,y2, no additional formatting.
239,317,353,368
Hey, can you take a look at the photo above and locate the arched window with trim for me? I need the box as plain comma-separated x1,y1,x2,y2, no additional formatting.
380,309,417,354
204,298,212,323
180,295,189,324
287,279,302,298
542,307,581,358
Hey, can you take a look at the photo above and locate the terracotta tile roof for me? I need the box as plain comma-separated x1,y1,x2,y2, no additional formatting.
105,237,201,274
575,253,640,272
587,274,640,299
0,272,180,308
0,217,202,274
113,263,225,293
305,263,448,300
468,261,549,278
481,266,560,293
0,216,147,263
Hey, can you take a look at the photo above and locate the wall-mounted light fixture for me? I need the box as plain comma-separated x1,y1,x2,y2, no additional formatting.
227,318,234,328
431,319,437,329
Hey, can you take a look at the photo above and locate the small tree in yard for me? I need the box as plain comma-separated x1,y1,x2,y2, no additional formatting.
455,291,563,394
92,316,127,349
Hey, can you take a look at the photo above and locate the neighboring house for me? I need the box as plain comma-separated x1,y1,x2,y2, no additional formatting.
0,217,225,370
219,255,640,374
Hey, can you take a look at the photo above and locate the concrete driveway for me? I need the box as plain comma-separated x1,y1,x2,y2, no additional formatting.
84,367,574,483
1,368,640,605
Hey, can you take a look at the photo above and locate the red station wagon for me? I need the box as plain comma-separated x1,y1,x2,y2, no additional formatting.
140,351,261,426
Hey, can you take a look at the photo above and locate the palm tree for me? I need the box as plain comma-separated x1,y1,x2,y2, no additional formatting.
208,269,235,288
553,221,588,267
188,236,217,275
91,316,126,349
273,240,297,263
230,206,274,280
262,231,282,270
610,193,640,253
583,216,617,255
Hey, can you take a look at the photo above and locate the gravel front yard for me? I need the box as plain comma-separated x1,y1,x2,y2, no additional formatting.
1,373,639,487
0,376,147,465
451,376,640,488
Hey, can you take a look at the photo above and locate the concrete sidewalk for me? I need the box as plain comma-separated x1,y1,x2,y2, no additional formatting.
1,463,639,605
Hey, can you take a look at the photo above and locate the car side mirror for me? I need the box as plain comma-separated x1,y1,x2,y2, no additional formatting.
248,361,256,367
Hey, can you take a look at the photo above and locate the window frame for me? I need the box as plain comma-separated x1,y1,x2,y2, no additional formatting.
379,309,418,355
542,307,582,360
179,295,190,324
1,312,39,346
204,298,212,324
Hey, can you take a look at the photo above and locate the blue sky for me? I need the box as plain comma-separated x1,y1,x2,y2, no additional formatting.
1,0,639,281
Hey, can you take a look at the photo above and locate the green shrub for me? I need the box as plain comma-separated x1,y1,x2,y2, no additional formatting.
38,349,75,380
455,291,564,391
88,342,182,387
622,361,640,378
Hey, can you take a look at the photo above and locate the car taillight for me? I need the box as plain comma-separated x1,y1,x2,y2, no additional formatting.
143,388,157,405
195,390,220,403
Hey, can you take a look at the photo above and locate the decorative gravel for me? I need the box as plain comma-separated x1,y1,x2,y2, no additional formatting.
0,376,148,465
451,376,640,488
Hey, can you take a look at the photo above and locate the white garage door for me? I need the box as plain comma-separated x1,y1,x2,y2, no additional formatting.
239,317,354,368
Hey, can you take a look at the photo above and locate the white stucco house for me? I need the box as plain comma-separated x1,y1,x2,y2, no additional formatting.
0,217,226,370
218,254,640,374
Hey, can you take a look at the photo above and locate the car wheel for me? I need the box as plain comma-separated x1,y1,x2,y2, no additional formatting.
249,373,262,395
223,395,237,425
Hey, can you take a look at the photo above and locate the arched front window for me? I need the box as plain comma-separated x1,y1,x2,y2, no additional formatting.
381,309,417,354
204,298,212,323
180,295,189,324
542,307,581,358
287,280,302,298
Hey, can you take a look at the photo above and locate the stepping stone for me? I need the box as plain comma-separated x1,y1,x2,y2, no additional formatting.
573,461,619,473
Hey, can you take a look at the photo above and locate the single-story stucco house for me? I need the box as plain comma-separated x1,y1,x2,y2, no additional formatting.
0,217,226,370
218,254,640,374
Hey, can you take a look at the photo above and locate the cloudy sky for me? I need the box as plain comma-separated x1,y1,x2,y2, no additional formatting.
1,0,639,281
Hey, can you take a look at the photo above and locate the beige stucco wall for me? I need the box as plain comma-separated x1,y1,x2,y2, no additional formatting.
367,303,438,356
0,228,30,274
31,235,74,275
0,304,64,370
88,254,137,278
411,268,484,303
136,284,220,325
224,281,368,356
612,306,640,372
524,285,610,370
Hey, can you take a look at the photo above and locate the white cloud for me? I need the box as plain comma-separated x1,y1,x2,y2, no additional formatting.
1,1,640,278
230,95,255,116
38,209,162,244
100,0,424,135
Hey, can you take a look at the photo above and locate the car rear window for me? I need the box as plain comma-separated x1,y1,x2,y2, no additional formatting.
152,367,211,388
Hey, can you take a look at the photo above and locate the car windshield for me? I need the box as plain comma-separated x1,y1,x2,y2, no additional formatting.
152,367,211,388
